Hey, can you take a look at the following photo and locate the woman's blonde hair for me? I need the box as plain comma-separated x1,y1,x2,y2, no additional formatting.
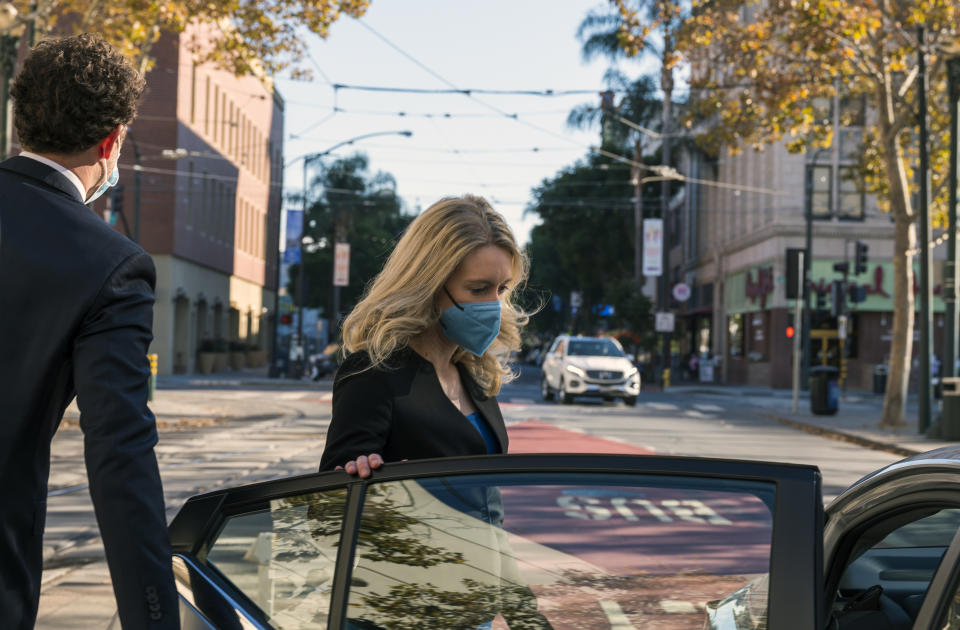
341,194,530,395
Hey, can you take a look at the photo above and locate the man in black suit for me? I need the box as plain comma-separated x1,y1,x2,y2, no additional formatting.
0,34,178,629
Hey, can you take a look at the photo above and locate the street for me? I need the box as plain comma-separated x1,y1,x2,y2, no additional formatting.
37,366,902,628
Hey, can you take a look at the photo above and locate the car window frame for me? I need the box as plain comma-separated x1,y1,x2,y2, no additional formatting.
169,453,824,630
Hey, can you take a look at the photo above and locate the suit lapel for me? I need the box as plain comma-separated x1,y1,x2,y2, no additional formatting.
0,156,85,203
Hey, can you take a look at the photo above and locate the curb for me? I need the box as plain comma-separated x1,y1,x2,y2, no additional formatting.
764,413,919,458
157,379,333,390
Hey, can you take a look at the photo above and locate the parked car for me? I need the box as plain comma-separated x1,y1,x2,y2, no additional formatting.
308,343,340,381
116,446,960,629
540,335,640,405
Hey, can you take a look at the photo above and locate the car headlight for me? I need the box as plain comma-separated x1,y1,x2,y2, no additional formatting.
565,364,586,377
626,367,639,378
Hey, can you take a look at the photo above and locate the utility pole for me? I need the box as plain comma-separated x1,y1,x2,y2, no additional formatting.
659,30,674,388
944,54,960,380
917,28,934,433
633,138,644,288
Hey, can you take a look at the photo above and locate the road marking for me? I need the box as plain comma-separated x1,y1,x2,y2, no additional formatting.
278,391,308,400
599,600,636,628
660,600,699,614
646,402,679,411
694,403,724,412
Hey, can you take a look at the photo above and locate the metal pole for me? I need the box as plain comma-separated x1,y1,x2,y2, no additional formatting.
633,139,644,288
130,132,141,244
793,252,804,412
917,28,934,433
0,34,18,160
296,155,310,378
802,156,814,390
660,38,674,389
945,55,960,380
269,160,284,377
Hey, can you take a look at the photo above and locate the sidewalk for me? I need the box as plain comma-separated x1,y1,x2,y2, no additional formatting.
156,365,333,391
668,383,957,457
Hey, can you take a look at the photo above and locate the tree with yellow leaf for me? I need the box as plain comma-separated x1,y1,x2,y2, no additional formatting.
0,0,370,76
615,0,959,427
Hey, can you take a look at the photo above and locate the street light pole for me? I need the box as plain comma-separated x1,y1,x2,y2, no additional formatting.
917,28,934,434
126,130,142,244
803,146,828,389
944,54,960,380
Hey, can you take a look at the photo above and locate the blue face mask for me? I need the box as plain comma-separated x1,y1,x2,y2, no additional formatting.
87,164,119,203
439,287,502,357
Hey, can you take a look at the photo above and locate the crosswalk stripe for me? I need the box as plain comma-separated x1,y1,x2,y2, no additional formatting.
599,600,636,628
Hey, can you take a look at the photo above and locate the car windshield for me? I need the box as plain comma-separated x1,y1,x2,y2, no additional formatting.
567,339,623,357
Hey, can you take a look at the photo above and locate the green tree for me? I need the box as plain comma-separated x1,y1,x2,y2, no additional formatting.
647,0,958,426
287,153,412,324
525,153,655,344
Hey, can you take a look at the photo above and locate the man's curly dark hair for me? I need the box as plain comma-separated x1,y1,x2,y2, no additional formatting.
11,33,145,154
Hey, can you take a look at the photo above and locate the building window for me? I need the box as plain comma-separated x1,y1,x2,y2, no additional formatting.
728,313,744,357
190,61,197,124
809,164,832,218
200,172,209,235
838,166,864,220
204,77,210,137
213,85,220,144
187,161,194,229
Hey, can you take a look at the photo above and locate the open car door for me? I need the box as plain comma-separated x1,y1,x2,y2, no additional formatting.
167,453,823,630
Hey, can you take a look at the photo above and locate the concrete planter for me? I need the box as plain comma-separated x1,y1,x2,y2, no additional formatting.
245,350,267,368
196,352,216,374
213,352,228,372
229,352,246,370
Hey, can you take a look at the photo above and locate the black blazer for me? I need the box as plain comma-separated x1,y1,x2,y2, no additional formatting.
319,348,508,471
0,157,177,629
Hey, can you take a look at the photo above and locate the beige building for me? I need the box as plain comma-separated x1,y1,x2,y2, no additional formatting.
92,25,284,376
674,94,946,389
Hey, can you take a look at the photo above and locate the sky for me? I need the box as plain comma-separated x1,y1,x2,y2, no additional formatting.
274,0,656,246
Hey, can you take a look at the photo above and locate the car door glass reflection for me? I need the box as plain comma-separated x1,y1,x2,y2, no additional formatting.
346,474,774,629
206,488,348,630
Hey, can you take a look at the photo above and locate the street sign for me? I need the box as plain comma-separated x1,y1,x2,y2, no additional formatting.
642,219,663,276
333,242,350,287
655,312,675,333
672,283,691,302
570,291,583,308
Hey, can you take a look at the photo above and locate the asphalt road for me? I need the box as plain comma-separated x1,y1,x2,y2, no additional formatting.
35,365,902,628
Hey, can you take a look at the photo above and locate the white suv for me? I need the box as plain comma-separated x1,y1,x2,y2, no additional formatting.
540,335,640,405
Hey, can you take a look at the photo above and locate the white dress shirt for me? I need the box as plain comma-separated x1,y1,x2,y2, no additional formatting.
18,151,87,201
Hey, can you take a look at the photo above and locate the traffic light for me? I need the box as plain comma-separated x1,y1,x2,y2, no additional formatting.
816,289,827,311
854,240,869,275
785,248,805,299
830,280,845,317
785,311,796,339
280,314,293,325
848,284,867,303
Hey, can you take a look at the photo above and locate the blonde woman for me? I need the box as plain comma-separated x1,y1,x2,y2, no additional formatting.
319,194,530,475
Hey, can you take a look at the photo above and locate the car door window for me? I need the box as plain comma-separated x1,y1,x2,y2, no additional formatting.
205,488,348,630
343,472,777,629
835,508,960,627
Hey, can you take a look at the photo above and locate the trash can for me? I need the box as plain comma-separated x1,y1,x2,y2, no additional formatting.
873,364,888,395
941,378,960,440
810,365,840,415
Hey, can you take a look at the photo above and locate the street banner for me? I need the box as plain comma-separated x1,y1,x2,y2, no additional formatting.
333,242,350,287
282,247,301,265
643,219,663,276
285,209,303,252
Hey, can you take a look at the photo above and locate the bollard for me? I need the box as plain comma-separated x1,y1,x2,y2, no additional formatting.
147,353,158,401
663,368,671,389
